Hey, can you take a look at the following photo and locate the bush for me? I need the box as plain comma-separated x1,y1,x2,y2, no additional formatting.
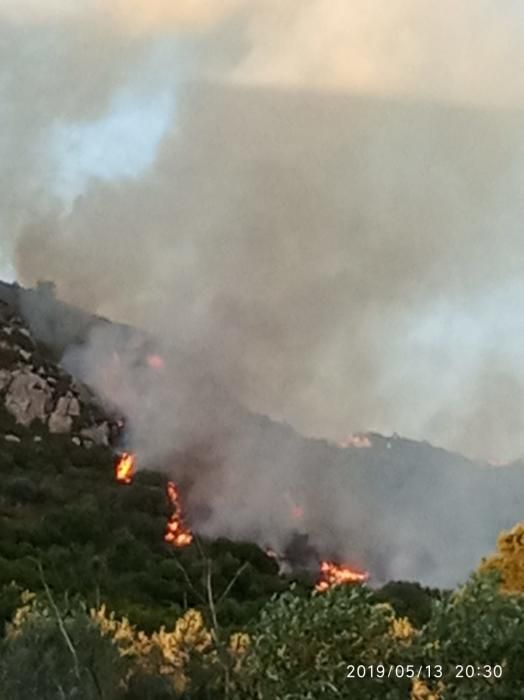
5,477,42,505
0,595,127,700
374,581,435,627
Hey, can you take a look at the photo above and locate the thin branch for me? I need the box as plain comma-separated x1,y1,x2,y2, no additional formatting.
204,557,231,700
216,562,249,609
34,559,81,682
54,681,67,700
171,556,207,606
205,558,219,636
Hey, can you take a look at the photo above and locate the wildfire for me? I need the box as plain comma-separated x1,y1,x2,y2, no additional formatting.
147,353,165,370
115,452,135,484
164,481,194,548
285,492,304,520
315,560,368,592
115,453,193,547
339,433,372,449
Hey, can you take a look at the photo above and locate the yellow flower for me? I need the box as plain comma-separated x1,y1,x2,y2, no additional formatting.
411,678,444,700
228,632,251,672
390,616,415,643
20,590,36,606
479,522,524,593
6,591,38,638
229,632,250,656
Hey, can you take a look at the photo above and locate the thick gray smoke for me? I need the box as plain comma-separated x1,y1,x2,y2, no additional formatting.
2,1,524,584
16,87,524,463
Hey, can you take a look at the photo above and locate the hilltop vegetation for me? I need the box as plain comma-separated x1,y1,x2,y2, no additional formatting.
2,568,524,699
2,414,524,698
0,407,292,634
0,288,524,697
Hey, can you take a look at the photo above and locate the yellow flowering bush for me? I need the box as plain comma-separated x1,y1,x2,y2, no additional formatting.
228,631,251,672
479,522,524,593
6,590,38,639
411,678,444,700
90,604,250,695
390,615,415,644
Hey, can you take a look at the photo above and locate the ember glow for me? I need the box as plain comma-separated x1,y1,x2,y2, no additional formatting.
285,493,304,521
291,504,304,520
147,353,165,370
164,480,194,548
339,433,372,449
315,560,368,592
115,452,135,484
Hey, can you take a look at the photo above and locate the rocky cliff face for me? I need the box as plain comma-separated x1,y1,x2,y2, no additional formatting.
0,299,120,448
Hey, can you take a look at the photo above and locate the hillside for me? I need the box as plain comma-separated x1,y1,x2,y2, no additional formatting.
0,295,289,634
1,280,523,589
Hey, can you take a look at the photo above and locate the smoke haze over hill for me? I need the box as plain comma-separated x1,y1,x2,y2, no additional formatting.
1,2,524,464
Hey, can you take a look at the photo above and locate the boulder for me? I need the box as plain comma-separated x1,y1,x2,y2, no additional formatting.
80,421,110,446
48,393,81,434
5,370,52,426
0,369,12,392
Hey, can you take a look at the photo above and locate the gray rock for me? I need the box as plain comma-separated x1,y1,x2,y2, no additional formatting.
0,369,12,392
80,422,110,446
5,370,53,426
5,434,21,443
48,394,81,434
71,379,93,406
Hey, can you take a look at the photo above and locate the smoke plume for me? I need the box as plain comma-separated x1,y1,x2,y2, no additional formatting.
2,1,524,584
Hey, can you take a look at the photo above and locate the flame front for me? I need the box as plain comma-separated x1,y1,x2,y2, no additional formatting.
115,452,135,484
315,560,368,592
164,481,193,548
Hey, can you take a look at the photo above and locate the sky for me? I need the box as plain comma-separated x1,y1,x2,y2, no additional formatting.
48,87,175,204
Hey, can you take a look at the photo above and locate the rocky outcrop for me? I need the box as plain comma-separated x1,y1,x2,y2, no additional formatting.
5,370,53,426
48,393,81,434
0,299,121,448
80,422,110,447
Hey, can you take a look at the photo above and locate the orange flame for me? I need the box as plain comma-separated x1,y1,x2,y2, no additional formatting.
164,481,193,548
315,560,368,592
115,452,135,484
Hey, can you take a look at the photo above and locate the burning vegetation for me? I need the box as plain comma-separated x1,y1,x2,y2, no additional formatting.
115,452,135,485
315,560,368,592
115,452,193,549
114,452,367,585
164,480,194,548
